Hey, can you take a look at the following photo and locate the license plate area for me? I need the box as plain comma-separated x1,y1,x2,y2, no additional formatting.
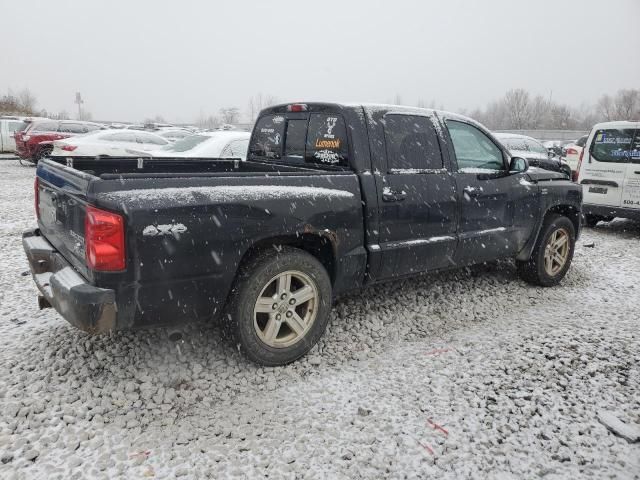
588,186,608,194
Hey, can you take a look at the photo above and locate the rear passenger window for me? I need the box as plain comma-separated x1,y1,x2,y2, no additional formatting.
249,115,285,159
383,114,443,171
284,119,307,159
305,114,349,166
591,129,635,163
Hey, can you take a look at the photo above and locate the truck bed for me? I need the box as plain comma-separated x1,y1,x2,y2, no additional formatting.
34,157,368,330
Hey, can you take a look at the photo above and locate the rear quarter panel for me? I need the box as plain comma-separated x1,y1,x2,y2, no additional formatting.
93,173,366,327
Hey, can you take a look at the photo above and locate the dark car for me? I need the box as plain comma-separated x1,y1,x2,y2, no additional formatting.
24,102,583,365
495,133,572,178
14,119,104,163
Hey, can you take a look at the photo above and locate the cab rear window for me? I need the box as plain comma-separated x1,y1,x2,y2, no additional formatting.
305,114,348,166
591,129,637,163
249,113,349,167
249,115,285,160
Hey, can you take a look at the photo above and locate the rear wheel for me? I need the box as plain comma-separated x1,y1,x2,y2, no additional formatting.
33,146,52,164
517,214,576,287
225,247,332,366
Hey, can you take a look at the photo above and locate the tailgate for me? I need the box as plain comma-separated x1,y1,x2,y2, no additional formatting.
36,160,93,279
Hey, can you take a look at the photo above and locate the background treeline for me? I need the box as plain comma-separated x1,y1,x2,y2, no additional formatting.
2,87,638,130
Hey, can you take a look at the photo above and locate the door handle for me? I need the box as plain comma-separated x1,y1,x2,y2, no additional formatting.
382,188,406,202
634,171,640,175
463,186,481,197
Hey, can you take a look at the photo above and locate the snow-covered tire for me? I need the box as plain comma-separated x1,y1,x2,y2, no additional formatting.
584,214,603,228
225,246,332,366
517,214,575,287
33,146,52,164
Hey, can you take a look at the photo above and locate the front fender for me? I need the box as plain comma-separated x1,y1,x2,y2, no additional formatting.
516,182,582,261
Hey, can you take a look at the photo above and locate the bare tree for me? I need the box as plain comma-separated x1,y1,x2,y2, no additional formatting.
528,95,549,129
18,89,37,113
503,89,530,130
613,89,640,120
597,94,615,122
247,94,279,123
219,107,240,124
195,110,221,130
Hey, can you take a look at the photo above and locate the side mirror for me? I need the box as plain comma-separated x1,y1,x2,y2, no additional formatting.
509,156,529,173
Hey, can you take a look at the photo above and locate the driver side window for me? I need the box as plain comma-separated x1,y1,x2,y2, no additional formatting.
447,120,504,172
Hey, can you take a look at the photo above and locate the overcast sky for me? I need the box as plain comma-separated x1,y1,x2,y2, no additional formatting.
3,0,639,123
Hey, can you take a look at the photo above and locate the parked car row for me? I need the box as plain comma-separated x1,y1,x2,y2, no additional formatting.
5,117,251,163
13,119,105,162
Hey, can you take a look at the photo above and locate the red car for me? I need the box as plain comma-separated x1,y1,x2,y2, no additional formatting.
14,119,104,163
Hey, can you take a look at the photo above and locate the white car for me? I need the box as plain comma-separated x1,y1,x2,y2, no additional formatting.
51,130,169,157
577,121,640,226
0,117,25,153
563,134,588,176
138,131,250,159
155,129,193,142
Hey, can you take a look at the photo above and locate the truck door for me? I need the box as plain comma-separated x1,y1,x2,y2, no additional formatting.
444,119,536,265
375,113,458,278
621,129,640,211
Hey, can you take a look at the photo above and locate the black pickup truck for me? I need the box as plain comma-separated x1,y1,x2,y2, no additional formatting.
24,103,582,365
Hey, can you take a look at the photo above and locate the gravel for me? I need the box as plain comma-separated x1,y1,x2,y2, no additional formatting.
0,158,639,479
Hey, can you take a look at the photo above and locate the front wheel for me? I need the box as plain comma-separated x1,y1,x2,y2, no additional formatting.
225,247,332,366
517,214,576,287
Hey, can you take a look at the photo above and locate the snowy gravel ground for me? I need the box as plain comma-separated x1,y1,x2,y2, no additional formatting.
0,158,638,479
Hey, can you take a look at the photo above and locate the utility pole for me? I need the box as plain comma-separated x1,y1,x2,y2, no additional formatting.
75,92,83,120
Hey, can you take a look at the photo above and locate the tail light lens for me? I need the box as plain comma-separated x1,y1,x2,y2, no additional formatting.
61,145,77,152
34,177,40,219
85,206,125,271
565,148,578,155
573,148,586,182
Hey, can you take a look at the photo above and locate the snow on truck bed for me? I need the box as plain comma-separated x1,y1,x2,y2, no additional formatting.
102,185,355,208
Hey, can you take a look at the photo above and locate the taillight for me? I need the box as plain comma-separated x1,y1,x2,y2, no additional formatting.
573,148,586,182
287,103,308,112
85,206,125,271
34,177,40,219
566,148,578,155
61,145,77,152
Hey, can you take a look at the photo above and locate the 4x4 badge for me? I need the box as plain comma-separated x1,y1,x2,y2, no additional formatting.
143,224,187,237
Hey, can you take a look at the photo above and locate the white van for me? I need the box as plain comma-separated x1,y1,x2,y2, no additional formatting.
577,121,640,226
0,117,25,153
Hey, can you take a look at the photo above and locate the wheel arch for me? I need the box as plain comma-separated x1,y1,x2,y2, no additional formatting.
237,232,337,285
516,202,581,261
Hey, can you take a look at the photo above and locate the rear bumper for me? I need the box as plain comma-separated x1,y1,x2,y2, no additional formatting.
583,203,640,221
22,228,118,333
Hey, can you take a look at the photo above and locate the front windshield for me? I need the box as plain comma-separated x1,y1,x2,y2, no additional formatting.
161,134,209,152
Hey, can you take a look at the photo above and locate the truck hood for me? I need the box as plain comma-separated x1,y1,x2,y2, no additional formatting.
525,166,566,182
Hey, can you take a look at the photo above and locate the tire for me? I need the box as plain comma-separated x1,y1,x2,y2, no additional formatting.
33,147,52,164
225,246,332,366
584,214,603,228
517,214,576,287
